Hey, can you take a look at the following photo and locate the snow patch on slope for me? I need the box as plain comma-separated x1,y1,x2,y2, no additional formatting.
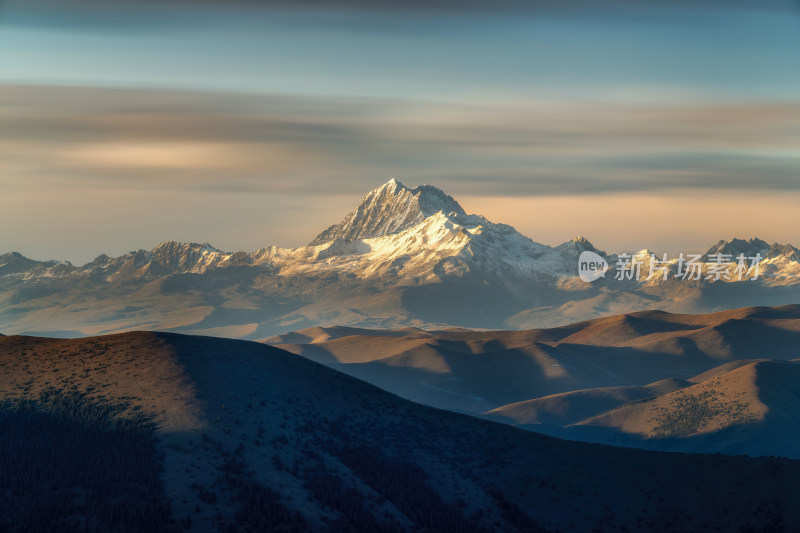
309,178,465,245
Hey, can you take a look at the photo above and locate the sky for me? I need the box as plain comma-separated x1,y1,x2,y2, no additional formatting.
1,0,799,264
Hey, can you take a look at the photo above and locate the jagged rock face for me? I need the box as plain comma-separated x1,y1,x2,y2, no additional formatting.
0,242,231,283
706,238,770,258
705,238,800,261
766,243,800,261
146,241,223,275
0,252,50,276
556,236,601,256
309,178,465,245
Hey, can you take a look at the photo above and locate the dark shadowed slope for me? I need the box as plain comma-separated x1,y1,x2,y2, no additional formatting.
3,332,800,532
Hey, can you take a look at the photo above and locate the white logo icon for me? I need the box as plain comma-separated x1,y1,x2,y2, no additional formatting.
578,251,608,282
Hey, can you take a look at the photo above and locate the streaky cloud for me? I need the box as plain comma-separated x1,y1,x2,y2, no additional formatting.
2,83,798,197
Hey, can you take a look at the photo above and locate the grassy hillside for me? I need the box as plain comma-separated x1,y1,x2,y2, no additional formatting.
2,332,800,531
267,305,800,415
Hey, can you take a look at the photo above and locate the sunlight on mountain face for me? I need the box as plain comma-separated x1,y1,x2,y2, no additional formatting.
3,179,799,339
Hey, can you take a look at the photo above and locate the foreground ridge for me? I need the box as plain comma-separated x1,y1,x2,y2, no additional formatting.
2,330,800,532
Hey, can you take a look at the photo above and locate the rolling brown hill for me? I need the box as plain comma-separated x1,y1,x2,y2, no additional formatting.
557,358,800,458
4,331,800,532
266,305,800,457
266,304,800,414
485,378,691,427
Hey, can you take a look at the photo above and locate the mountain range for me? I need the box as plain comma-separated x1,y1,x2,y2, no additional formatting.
2,178,799,338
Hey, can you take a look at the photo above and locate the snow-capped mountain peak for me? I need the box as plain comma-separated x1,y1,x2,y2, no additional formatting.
705,238,770,259
309,179,466,245
557,236,600,254
2,179,800,339
764,243,800,261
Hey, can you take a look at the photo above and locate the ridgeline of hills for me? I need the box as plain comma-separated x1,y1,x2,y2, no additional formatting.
2,330,800,532
268,304,800,459
2,179,800,338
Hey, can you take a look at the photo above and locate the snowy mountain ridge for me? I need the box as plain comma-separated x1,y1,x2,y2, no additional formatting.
0,182,581,284
1,179,799,338
3,177,796,287
309,178,466,245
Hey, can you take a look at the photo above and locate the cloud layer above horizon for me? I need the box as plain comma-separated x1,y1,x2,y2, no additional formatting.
2,84,798,197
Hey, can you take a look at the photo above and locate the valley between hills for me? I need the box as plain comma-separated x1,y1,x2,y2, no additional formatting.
268,304,800,458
